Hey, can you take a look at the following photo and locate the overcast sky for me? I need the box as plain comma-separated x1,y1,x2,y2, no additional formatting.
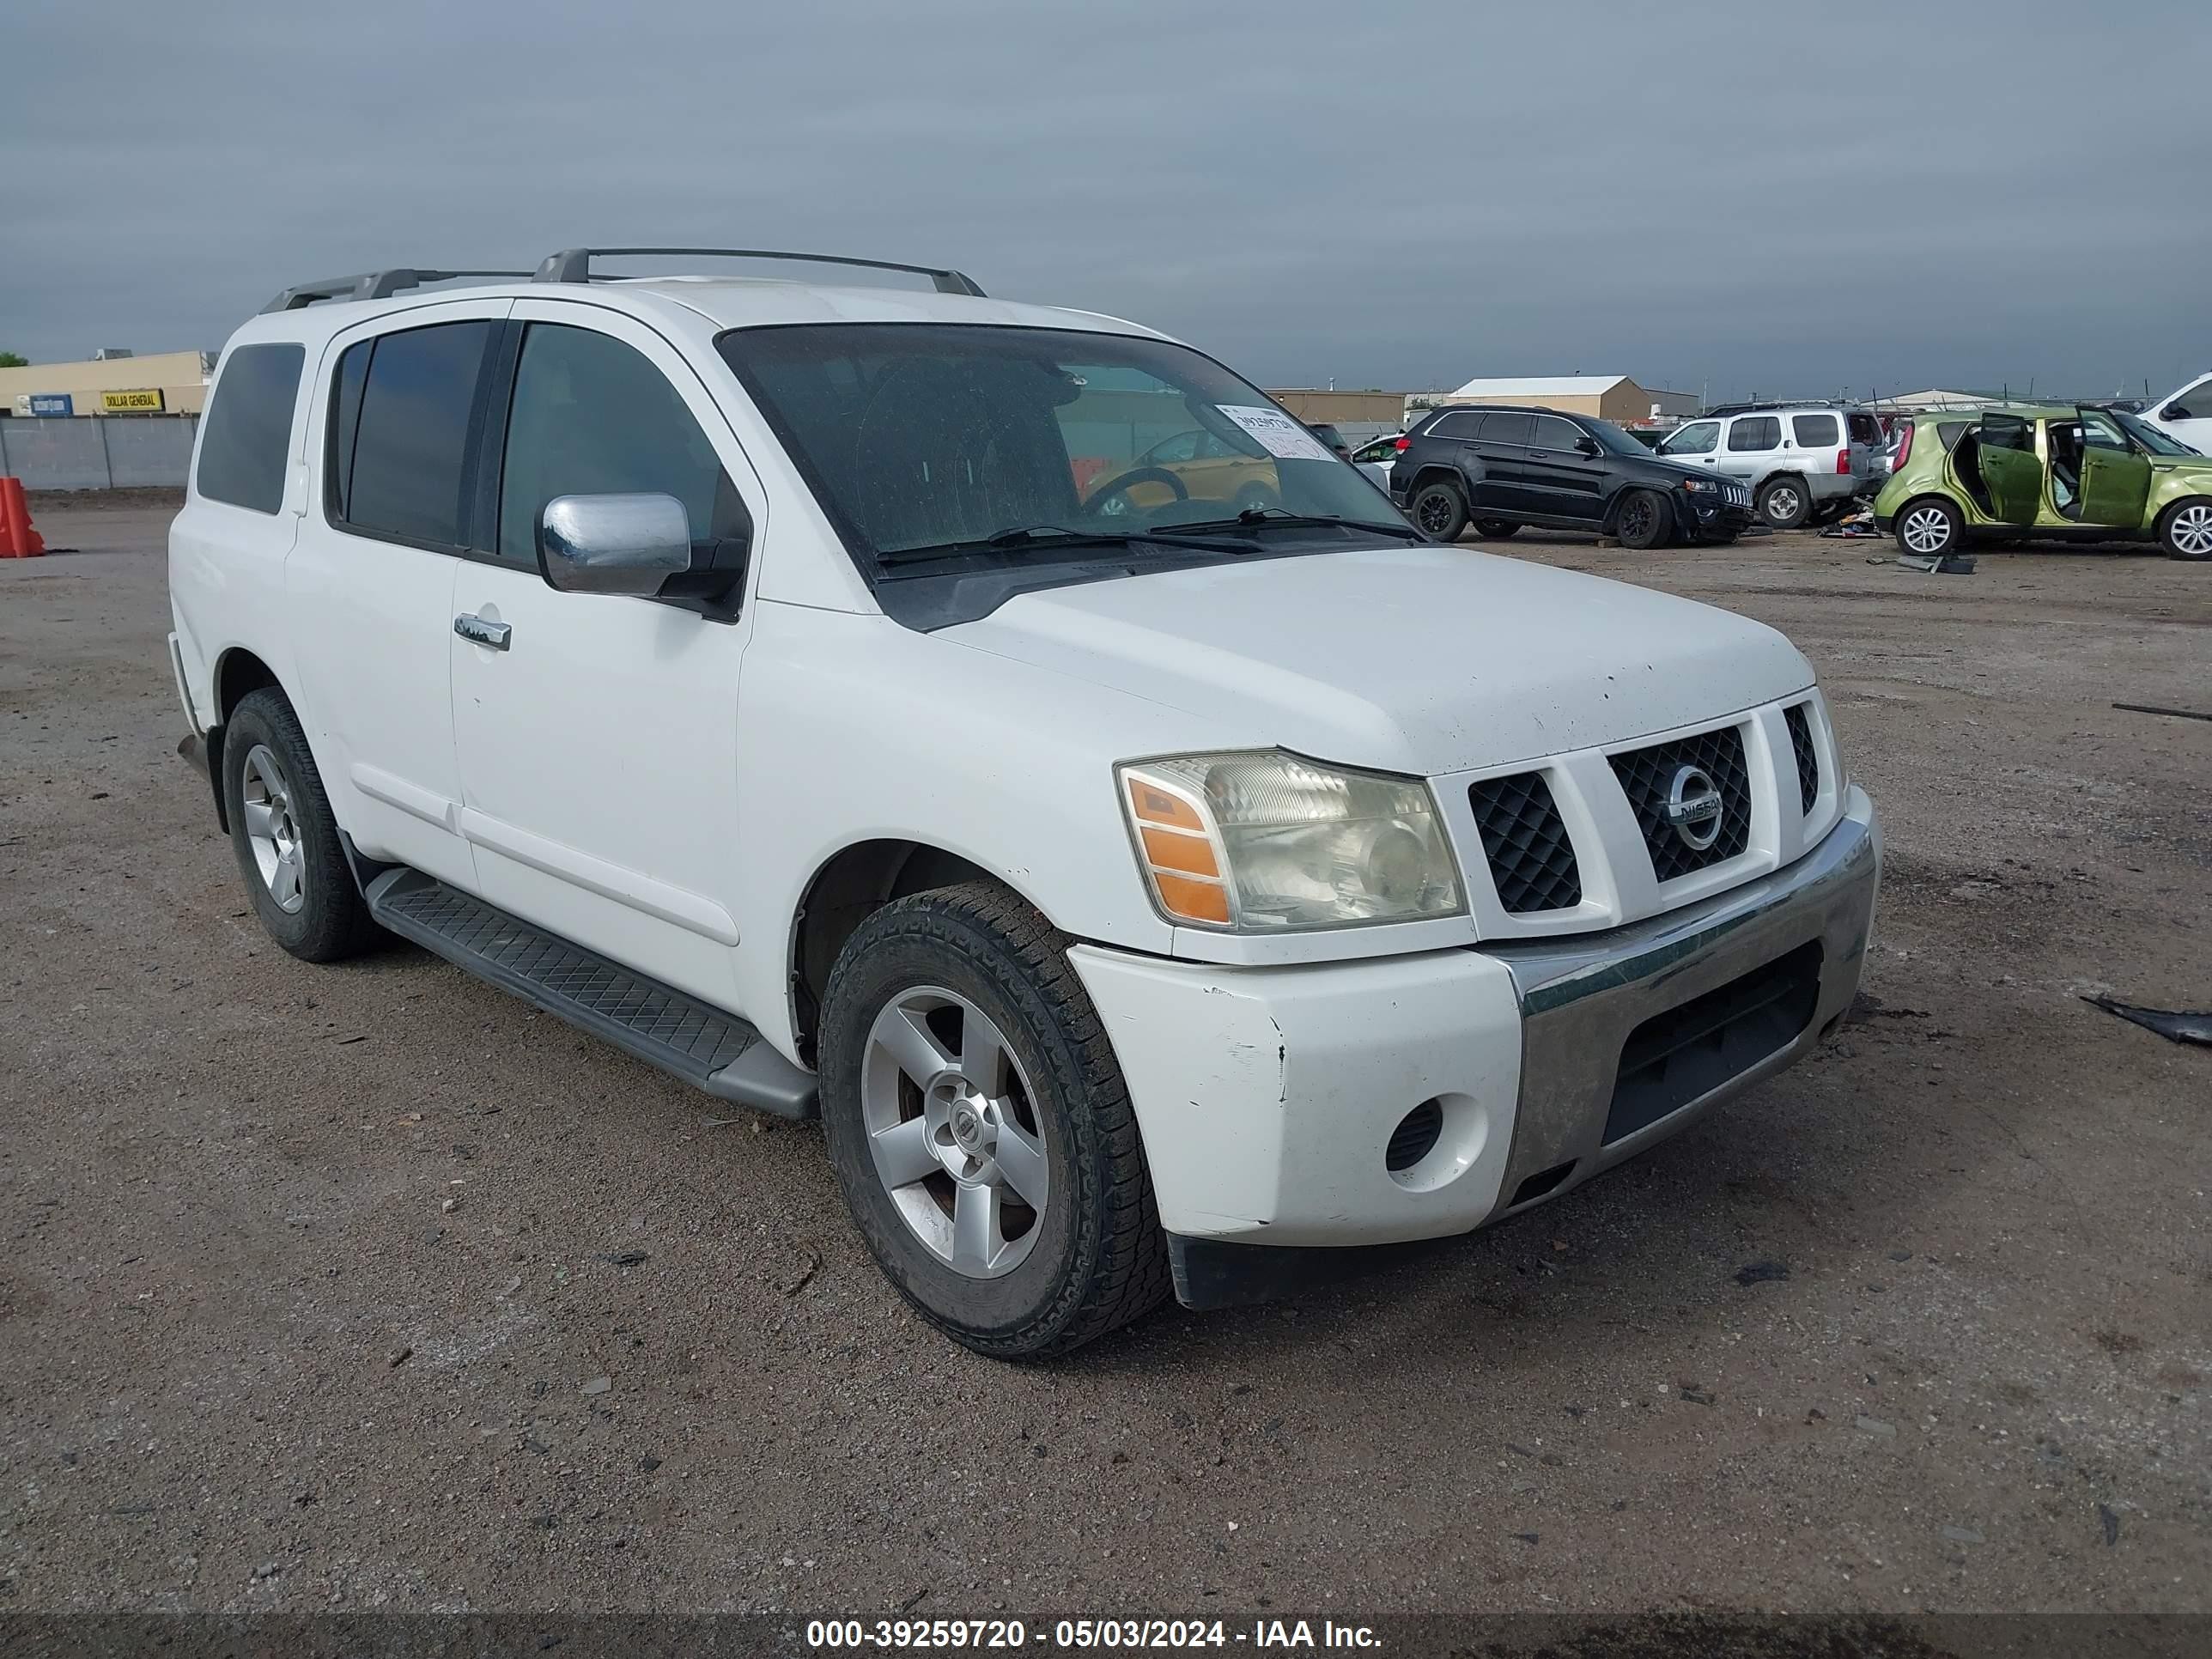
8,0,2208,403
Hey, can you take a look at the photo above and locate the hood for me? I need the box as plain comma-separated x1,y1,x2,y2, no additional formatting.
942,544,1814,776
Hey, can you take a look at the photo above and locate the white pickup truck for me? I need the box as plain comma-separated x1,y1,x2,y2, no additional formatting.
169,248,1881,1357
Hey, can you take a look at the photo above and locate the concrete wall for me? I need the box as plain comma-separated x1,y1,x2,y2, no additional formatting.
0,416,199,490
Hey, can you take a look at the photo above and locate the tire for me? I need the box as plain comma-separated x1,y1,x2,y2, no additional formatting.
2157,497,2212,561
1756,477,1811,530
1894,496,1962,559
1410,479,1468,541
221,687,380,963
1471,518,1520,539
817,881,1171,1358
1614,489,1673,550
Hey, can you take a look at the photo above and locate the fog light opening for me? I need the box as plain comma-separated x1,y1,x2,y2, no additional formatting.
1385,1099,1443,1173
1384,1094,1487,1193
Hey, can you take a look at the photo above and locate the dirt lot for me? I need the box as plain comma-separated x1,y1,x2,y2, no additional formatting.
2,502,2206,1620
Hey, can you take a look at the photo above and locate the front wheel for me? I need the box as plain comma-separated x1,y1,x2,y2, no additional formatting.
1410,479,1469,542
1895,497,1962,558
1757,477,1811,530
1614,489,1673,550
222,688,380,962
817,882,1170,1358
2158,497,2212,561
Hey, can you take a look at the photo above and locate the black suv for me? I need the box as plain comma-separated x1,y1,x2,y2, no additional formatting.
1389,404,1754,548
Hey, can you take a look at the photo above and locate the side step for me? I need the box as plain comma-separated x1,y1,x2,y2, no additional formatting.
362,868,817,1118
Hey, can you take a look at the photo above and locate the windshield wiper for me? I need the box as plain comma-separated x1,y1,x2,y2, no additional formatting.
876,524,1258,569
1164,507,1428,542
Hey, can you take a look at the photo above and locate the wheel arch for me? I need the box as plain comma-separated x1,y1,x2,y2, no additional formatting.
789,839,1057,1066
199,646,288,835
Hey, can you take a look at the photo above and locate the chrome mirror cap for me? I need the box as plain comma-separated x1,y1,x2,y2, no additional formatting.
538,493,693,595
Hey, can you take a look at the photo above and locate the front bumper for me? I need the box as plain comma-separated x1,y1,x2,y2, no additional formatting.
1073,787,1880,1305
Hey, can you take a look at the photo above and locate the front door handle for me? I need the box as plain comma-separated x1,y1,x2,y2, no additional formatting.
454,613,512,651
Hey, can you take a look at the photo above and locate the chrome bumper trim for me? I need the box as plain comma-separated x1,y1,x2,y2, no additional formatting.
1480,791,1880,1215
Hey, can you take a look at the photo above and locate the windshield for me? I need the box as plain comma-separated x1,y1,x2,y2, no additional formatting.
719,323,1412,565
2112,407,2198,456
1583,417,1656,457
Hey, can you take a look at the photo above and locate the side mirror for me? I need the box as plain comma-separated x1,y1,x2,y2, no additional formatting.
2166,404,2192,421
538,494,695,596
1575,435,1600,457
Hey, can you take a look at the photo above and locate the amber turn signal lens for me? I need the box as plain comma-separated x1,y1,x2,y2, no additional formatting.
1127,777,1206,833
1139,824,1218,877
1150,872,1231,925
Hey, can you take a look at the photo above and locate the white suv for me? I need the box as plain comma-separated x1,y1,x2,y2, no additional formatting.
1657,403,1888,529
168,247,1880,1356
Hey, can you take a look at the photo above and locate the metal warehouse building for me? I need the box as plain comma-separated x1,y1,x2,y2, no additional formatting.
1425,374,1701,422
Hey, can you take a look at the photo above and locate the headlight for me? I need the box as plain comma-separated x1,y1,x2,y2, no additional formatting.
1680,477,1718,494
1117,750,1465,932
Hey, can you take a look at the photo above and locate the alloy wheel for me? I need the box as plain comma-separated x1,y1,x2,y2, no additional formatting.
240,744,307,914
1900,507,1953,555
1620,496,1656,541
1416,493,1455,536
2170,503,2212,557
1765,485,1803,523
860,988,1048,1279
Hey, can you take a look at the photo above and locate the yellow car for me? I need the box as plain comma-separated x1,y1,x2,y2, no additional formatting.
1084,427,1281,518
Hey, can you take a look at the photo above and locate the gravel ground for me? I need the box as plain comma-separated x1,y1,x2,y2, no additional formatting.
2,504,2206,1620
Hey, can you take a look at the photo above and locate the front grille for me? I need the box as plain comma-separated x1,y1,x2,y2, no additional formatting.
1609,726,1753,883
1723,481,1751,507
1603,941,1823,1145
1784,703,1819,815
1468,771,1583,913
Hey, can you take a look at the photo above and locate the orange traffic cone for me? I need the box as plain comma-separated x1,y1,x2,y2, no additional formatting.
0,477,46,558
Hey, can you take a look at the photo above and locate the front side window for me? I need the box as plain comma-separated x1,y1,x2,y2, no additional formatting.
197,343,304,514
1661,420,1720,456
497,324,742,563
332,319,498,548
1792,414,1839,448
1530,416,1585,453
1728,416,1782,452
719,324,1404,567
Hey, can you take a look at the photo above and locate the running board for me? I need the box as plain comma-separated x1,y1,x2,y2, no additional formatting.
362,868,816,1118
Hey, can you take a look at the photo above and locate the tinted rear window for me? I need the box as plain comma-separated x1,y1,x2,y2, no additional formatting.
1429,410,1485,439
196,343,304,514
1934,421,1968,452
1792,414,1839,448
1482,412,1535,447
1847,412,1881,443
1729,416,1781,452
334,320,497,549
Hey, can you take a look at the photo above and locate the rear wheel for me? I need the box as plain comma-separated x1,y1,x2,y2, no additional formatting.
1614,489,1672,550
222,688,380,963
1757,477,1811,530
1895,497,1962,557
1471,518,1520,539
1410,479,1469,542
818,882,1170,1358
2157,498,2212,561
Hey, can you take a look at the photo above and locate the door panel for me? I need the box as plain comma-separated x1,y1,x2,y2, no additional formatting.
1519,415,1607,521
1717,414,1781,485
287,302,512,886
2078,447,2152,527
1975,421,2044,526
449,302,765,1012
1470,412,1534,512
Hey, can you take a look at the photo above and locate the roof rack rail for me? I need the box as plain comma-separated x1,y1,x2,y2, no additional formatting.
532,246,986,297
261,269,532,314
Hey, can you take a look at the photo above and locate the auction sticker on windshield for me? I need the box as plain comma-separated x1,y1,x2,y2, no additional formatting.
1218,404,1337,463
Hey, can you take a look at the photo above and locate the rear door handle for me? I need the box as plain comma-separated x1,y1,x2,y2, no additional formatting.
454,613,512,651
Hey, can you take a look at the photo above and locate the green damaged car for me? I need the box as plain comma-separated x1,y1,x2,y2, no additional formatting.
1874,404,2212,561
